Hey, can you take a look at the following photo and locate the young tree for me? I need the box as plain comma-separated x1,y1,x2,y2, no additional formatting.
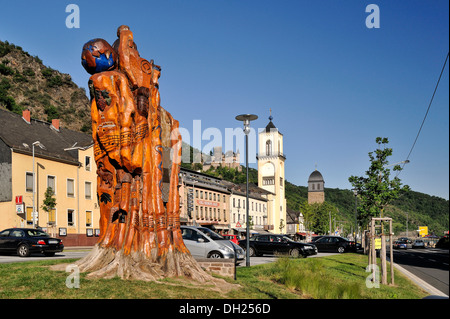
348,137,410,228
300,201,339,235
41,187,56,215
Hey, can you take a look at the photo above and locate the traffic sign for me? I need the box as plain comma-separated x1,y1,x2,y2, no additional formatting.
15,195,23,205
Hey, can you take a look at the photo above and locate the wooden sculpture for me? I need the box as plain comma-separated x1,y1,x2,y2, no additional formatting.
75,26,211,282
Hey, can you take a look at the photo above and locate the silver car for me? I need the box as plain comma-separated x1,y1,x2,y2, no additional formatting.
413,239,425,248
180,226,245,262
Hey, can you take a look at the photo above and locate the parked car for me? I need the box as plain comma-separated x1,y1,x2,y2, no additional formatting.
222,234,240,244
0,228,64,257
180,226,245,262
397,237,413,249
310,236,354,253
310,235,324,242
238,234,317,258
393,240,408,249
413,239,425,249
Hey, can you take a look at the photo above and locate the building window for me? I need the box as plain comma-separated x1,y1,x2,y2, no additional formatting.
263,176,275,185
48,208,56,225
86,211,92,227
26,206,33,225
85,156,91,171
85,182,92,199
67,179,75,197
67,209,75,226
233,198,235,208
47,176,56,194
266,140,272,156
26,172,34,192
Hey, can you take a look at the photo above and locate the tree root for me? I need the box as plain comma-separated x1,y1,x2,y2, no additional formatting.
56,244,220,285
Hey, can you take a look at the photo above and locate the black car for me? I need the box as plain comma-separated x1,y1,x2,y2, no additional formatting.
310,235,355,253
239,234,317,258
0,228,64,257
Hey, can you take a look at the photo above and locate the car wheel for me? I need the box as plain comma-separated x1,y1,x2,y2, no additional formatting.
248,247,256,257
17,244,30,257
208,251,223,258
289,248,300,258
337,246,345,253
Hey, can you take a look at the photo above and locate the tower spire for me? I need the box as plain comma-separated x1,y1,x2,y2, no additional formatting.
269,108,273,121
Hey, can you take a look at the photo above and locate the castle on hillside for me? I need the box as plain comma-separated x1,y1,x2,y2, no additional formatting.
202,146,242,172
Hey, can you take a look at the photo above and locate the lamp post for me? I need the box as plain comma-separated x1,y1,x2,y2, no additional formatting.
32,141,46,228
352,188,358,244
235,113,258,267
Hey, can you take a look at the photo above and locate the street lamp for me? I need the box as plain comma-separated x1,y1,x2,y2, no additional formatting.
352,188,358,244
32,141,46,228
235,113,258,267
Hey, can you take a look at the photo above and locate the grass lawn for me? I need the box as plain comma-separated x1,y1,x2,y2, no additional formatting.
0,254,429,299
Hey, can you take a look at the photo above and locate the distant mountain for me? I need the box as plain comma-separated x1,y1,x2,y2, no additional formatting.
284,181,449,236
0,40,91,133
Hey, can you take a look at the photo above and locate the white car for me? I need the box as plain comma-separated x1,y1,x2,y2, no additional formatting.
413,239,425,248
180,226,245,262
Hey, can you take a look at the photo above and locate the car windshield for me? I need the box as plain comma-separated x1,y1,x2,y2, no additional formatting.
26,229,49,237
281,236,295,243
198,227,224,241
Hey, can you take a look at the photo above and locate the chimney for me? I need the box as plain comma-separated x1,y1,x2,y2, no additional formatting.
51,119,60,131
22,109,31,124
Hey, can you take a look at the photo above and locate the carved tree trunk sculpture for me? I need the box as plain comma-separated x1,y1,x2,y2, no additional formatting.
74,26,212,282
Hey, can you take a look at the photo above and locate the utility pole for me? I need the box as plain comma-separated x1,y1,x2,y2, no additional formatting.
406,212,409,237
329,211,332,235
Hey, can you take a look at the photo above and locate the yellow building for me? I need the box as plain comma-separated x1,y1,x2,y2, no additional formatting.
0,109,99,245
257,113,287,234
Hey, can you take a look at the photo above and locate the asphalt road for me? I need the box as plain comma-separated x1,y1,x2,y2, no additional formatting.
0,249,88,263
390,247,449,296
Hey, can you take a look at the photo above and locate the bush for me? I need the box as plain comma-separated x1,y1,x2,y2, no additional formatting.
47,75,63,88
41,67,53,78
44,104,60,121
0,63,14,75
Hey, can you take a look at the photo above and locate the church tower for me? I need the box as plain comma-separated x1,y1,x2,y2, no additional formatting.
308,169,325,204
257,110,287,233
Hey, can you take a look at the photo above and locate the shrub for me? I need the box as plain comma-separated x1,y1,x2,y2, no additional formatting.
0,63,14,75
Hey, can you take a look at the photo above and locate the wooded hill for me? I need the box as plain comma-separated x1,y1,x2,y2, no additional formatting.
0,40,91,132
191,162,449,236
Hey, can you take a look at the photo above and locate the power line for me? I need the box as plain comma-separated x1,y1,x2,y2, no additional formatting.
397,51,449,177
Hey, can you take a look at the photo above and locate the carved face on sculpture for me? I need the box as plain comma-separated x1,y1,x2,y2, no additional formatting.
81,38,117,75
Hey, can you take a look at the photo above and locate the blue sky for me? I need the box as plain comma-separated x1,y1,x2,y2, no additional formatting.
1,0,448,199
